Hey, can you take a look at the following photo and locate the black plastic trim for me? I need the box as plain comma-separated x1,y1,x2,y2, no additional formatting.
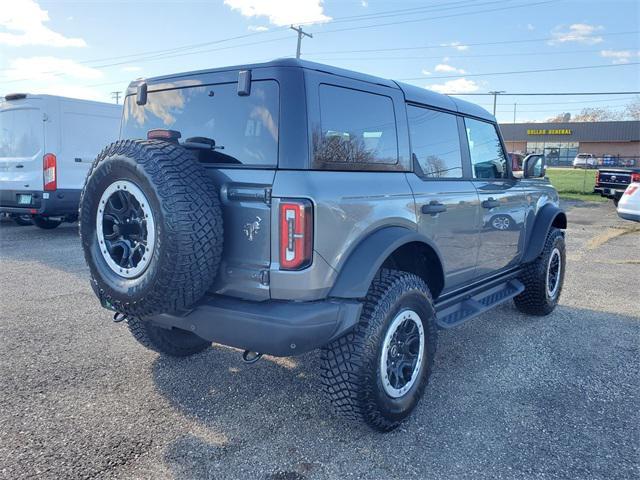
147,296,363,357
522,204,567,263
0,188,81,216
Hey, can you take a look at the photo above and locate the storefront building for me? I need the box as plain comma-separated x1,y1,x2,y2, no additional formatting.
500,121,640,167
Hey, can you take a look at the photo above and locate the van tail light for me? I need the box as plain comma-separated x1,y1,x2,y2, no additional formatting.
43,153,57,191
631,173,640,183
279,199,313,270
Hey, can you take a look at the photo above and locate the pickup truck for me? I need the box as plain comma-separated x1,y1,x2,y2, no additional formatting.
594,167,640,205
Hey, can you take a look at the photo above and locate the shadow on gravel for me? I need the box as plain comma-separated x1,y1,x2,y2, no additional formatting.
151,303,639,480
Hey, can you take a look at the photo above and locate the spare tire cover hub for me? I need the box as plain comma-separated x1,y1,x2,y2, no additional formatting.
96,180,155,279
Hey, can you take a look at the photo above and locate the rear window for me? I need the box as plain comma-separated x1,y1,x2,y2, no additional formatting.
121,80,279,167
0,108,42,158
313,84,398,169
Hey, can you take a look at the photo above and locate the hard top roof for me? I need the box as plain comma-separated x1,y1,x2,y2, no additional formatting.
130,58,494,121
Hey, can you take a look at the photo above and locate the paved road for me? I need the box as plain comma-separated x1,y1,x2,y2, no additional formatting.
0,201,638,480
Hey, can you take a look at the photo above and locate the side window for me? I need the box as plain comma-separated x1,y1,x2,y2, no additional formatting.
407,105,462,178
313,84,398,169
465,117,508,179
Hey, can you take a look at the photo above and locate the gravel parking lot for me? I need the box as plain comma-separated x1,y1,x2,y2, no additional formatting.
1,200,638,480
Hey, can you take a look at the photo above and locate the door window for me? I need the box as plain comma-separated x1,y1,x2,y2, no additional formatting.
465,118,508,179
407,105,462,178
314,84,398,169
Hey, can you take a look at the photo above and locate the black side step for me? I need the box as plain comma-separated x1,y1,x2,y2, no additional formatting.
435,279,524,329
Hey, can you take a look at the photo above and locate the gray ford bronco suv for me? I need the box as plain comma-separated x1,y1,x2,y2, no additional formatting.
80,59,567,431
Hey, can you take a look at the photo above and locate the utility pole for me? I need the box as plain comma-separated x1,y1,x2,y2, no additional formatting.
111,91,121,104
513,103,517,123
290,25,313,59
488,90,505,116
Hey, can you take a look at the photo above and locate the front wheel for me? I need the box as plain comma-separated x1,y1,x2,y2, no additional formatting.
321,269,437,432
32,216,62,229
514,228,566,315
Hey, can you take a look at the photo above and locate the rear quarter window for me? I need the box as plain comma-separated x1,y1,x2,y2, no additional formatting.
0,108,42,158
313,84,398,170
121,80,279,167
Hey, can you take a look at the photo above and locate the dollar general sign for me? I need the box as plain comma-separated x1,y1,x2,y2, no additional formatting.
527,129,572,135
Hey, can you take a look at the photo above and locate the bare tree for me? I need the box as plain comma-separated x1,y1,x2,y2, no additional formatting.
547,112,572,123
572,107,620,122
625,96,640,120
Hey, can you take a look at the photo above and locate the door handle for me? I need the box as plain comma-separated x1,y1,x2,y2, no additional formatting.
481,198,500,209
421,201,447,215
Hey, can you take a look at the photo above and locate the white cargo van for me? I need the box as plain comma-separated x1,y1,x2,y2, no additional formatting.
0,93,121,228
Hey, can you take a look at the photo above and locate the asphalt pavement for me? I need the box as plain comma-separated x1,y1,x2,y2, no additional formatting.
0,200,638,480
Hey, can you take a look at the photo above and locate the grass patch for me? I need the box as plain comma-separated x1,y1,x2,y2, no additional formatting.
546,167,606,202
558,192,608,203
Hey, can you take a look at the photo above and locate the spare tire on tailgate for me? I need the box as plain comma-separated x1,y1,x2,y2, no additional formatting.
79,140,223,317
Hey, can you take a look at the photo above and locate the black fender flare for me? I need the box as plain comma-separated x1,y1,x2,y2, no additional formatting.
329,226,444,299
522,204,567,263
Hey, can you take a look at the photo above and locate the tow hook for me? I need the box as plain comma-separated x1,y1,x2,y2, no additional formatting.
113,312,128,323
242,350,263,364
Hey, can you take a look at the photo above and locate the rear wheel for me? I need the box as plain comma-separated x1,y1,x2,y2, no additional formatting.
321,269,437,432
32,216,62,229
12,215,32,226
127,317,210,357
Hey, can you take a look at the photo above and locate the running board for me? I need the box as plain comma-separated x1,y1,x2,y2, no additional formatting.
435,279,524,329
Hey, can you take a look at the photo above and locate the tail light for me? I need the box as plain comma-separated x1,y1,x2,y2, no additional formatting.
631,173,640,183
279,199,313,270
595,169,600,183
625,186,638,196
43,153,57,191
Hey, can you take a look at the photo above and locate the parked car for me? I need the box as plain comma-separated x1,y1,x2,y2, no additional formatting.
0,94,121,229
79,59,567,432
573,153,596,169
617,183,640,222
594,167,640,205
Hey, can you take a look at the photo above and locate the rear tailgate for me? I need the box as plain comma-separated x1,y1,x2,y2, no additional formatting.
598,170,632,189
0,102,44,193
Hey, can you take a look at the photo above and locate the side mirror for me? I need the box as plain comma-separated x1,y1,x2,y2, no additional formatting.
523,154,546,178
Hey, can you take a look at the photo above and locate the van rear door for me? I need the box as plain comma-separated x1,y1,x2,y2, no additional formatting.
0,100,44,192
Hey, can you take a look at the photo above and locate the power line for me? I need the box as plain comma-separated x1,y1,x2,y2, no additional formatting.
304,30,639,55
401,62,640,80
447,91,640,96
308,46,637,62
313,0,557,35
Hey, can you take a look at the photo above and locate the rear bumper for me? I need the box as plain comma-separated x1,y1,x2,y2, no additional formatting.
147,295,363,357
0,189,80,216
594,187,626,199
618,210,640,222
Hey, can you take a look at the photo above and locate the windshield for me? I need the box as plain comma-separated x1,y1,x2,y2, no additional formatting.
0,108,42,158
121,80,279,167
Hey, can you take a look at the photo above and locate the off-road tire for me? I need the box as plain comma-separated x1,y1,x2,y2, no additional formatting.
79,140,223,317
32,216,61,229
321,269,438,432
127,317,210,357
13,215,32,226
514,227,566,316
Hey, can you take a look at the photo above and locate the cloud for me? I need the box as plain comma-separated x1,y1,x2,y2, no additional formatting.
421,69,431,76
3,56,103,81
600,49,640,64
248,25,269,32
444,41,469,51
548,23,603,45
434,63,466,74
121,65,142,72
527,23,535,31
0,0,86,47
426,78,480,94
224,0,331,26
361,0,368,6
